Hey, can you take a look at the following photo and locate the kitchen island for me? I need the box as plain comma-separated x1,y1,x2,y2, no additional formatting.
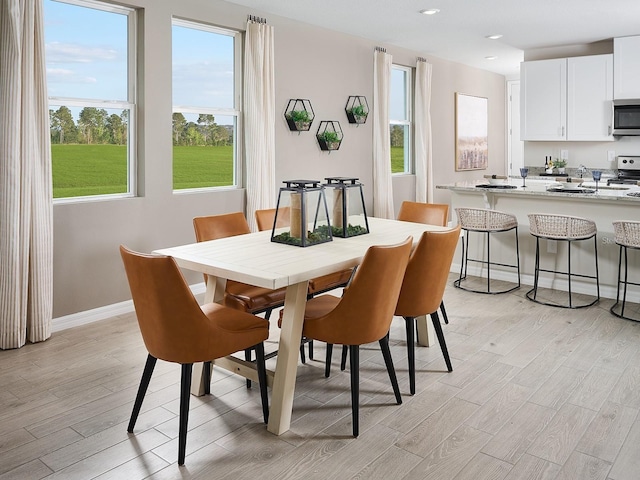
437,179,640,302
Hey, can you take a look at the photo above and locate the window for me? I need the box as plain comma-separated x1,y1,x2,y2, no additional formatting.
172,19,240,191
44,0,136,200
390,65,412,174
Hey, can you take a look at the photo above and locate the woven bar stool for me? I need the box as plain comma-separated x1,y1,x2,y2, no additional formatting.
611,220,640,322
527,214,599,309
454,208,520,294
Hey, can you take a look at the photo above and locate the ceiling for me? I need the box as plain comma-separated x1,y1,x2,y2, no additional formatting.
223,0,640,76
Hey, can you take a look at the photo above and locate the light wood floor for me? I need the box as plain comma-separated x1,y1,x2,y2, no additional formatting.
1,277,640,480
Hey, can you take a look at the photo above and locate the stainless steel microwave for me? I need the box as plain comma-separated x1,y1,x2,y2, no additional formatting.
613,99,640,135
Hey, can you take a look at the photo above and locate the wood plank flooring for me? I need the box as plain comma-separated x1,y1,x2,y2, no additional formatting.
1,276,640,479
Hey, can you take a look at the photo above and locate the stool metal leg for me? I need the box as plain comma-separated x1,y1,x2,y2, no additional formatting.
622,246,629,318
486,231,491,293
594,236,600,301
515,227,521,287
567,241,573,308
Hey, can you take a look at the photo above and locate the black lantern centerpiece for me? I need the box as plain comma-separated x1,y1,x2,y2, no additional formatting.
271,180,333,247
323,177,369,238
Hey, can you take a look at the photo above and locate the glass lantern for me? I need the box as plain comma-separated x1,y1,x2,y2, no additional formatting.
323,177,369,238
271,180,333,247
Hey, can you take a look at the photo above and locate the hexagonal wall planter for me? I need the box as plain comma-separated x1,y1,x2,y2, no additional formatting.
284,99,315,132
316,121,343,152
345,96,369,125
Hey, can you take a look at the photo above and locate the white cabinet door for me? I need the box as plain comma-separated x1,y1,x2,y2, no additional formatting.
614,36,640,99
567,54,613,141
521,58,566,141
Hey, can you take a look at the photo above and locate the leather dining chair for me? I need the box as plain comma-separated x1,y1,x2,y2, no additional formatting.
255,208,356,363
397,201,451,324
120,246,269,466
193,212,288,387
394,226,461,394
299,237,413,437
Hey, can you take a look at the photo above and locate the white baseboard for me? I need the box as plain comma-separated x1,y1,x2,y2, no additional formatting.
52,282,207,332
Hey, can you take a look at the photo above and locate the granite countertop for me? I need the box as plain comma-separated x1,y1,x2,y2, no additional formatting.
437,178,640,203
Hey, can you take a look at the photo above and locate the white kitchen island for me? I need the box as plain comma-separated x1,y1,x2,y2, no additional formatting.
438,179,640,302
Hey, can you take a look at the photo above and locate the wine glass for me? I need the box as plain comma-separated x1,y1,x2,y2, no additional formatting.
592,170,602,192
519,168,529,188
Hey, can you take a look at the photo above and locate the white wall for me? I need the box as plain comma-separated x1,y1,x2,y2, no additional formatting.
50,0,506,319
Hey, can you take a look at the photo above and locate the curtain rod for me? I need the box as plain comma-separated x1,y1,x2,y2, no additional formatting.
247,14,267,24
375,46,386,53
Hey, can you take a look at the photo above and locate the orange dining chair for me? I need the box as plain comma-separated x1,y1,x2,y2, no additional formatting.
255,208,356,363
300,237,413,437
120,246,269,466
397,201,452,324
193,213,288,387
394,226,461,394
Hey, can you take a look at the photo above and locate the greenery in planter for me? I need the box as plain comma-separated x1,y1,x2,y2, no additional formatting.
552,158,567,169
347,104,367,122
272,229,331,246
285,109,312,130
317,223,367,238
317,130,340,143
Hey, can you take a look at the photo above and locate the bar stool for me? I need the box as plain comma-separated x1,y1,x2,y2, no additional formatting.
454,208,520,294
527,214,599,309
611,220,640,322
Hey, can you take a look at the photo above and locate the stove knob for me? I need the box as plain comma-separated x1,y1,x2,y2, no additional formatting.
622,159,628,164
629,159,635,165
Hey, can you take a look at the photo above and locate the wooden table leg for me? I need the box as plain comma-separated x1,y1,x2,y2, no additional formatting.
416,314,435,347
192,275,227,396
267,281,308,435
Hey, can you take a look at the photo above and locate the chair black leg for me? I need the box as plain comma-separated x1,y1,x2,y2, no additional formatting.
203,361,212,395
264,308,272,321
431,312,453,372
308,340,314,360
349,345,360,437
178,363,193,466
379,336,402,405
440,300,449,324
254,342,269,424
341,345,348,371
244,349,252,388
128,354,157,433
404,316,416,395
325,343,333,378
300,342,306,364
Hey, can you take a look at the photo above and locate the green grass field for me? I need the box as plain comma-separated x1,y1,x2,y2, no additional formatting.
391,146,405,173
51,144,234,198
52,144,401,198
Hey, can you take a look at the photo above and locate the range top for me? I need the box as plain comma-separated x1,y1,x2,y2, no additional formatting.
611,156,640,185
617,156,640,171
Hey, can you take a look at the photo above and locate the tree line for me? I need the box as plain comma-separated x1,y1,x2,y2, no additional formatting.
49,107,233,147
49,106,128,145
172,113,232,147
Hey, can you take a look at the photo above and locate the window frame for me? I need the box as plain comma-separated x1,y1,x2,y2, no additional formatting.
389,64,413,175
47,0,137,204
171,18,242,193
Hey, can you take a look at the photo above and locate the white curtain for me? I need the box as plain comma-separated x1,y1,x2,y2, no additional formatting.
372,48,394,219
244,18,275,232
415,59,434,203
0,0,53,349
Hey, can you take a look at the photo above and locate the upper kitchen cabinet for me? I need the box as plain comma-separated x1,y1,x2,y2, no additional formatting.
614,36,640,99
521,55,613,141
521,58,566,141
567,54,613,141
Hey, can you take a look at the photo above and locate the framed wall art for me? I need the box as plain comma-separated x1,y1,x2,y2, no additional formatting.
455,93,488,171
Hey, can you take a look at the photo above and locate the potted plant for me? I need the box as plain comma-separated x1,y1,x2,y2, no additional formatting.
346,104,368,124
285,109,312,131
553,158,567,174
317,130,341,150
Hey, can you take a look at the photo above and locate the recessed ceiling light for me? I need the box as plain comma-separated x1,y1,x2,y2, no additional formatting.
419,9,440,15
485,56,497,60
486,34,503,40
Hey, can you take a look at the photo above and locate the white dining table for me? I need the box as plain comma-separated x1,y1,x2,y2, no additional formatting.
154,216,449,435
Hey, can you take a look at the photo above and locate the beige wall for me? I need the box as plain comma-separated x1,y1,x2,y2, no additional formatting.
51,0,506,319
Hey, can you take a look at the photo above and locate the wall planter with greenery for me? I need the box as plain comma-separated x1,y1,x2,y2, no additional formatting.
345,95,369,125
316,121,343,151
284,99,315,132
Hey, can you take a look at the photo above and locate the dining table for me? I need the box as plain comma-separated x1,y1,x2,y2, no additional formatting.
154,216,450,435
